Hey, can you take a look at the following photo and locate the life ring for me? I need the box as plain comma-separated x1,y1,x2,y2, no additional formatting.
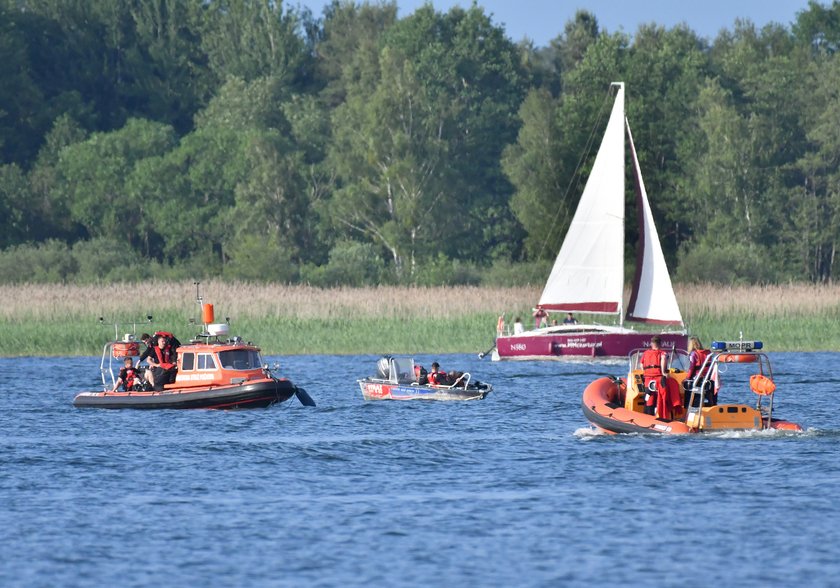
112,342,139,358
718,353,756,363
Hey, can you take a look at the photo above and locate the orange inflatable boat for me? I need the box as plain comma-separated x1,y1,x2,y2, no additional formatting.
581,340,802,434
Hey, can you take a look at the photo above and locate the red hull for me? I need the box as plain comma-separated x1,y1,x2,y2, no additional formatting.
495,329,687,360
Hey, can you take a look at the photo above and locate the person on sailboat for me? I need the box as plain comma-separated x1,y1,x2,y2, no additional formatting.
513,317,524,334
533,307,548,329
563,313,578,325
496,313,505,337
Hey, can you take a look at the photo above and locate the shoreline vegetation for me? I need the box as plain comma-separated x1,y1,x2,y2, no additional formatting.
2,281,839,356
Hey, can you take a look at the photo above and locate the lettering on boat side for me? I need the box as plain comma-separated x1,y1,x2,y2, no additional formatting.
365,384,386,398
180,373,216,381
556,338,603,349
510,343,528,351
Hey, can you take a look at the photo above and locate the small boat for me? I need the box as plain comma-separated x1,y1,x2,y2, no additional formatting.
581,339,802,434
74,289,315,410
493,82,686,361
358,356,492,401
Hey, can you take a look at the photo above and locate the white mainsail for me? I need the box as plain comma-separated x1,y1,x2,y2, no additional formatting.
538,83,626,314
537,83,683,326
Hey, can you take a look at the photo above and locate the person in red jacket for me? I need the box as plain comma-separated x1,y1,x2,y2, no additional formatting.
428,362,449,386
640,336,668,416
685,336,715,407
113,357,139,391
146,334,178,391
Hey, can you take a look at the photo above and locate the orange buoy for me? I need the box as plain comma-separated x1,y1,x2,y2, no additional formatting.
750,374,776,395
202,303,215,324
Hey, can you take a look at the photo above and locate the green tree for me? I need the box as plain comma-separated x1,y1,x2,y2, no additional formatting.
200,0,308,85
327,5,527,276
57,118,178,245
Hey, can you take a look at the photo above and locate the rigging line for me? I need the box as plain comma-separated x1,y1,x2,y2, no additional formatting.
537,85,616,262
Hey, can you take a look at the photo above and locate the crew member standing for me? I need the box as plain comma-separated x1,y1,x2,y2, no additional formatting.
640,336,668,416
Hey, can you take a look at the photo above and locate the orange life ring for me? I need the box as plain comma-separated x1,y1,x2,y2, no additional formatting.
112,342,139,358
718,353,757,363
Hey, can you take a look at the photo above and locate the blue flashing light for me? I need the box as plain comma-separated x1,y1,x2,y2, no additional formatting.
711,340,763,351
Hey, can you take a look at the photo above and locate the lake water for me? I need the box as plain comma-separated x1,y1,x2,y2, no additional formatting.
1,352,838,587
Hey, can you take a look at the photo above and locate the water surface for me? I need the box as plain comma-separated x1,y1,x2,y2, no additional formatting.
1,353,836,587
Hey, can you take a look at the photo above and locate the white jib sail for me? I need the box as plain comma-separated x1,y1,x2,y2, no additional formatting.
538,83,625,314
624,121,684,325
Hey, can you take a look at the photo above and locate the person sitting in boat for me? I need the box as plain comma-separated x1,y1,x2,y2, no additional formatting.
513,317,524,335
145,334,178,391
640,335,682,419
563,312,578,325
447,370,467,388
414,364,429,385
428,362,449,386
113,357,140,392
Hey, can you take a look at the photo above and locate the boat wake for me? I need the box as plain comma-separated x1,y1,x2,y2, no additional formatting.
573,427,607,439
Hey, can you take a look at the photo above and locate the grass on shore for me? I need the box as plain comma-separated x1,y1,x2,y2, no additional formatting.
1,281,839,356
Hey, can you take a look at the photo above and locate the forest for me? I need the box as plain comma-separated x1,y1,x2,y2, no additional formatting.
2,0,840,287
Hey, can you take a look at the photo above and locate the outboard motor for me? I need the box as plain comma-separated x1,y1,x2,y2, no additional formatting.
377,355,393,379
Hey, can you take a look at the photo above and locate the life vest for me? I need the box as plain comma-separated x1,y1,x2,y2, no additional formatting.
689,348,711,379
123,367,137,390
641,348,666,378
429,370,447,386
153,344,176,370
154,331,181,349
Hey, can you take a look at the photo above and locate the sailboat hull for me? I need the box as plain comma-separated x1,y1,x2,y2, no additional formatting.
493,327,687,361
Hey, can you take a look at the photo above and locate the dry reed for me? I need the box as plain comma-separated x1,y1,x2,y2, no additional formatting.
0,281,538,320
2,281,839,320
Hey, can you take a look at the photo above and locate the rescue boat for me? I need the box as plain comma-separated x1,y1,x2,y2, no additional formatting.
358,356,492,401
581,340,802,434
73,289,314,410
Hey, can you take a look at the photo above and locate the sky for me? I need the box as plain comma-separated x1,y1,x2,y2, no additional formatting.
298,0,814,47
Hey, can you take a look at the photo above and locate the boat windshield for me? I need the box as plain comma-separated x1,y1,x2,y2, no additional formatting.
389,357,415,384
218,349,263,371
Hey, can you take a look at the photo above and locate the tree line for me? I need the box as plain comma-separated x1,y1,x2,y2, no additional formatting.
1,0,839,286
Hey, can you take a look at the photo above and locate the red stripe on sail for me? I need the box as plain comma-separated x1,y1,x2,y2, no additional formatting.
540,302,620,313
625,315,683,325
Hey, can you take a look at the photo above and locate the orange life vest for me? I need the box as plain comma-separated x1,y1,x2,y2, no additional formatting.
641,348,666,379
153,344,176,370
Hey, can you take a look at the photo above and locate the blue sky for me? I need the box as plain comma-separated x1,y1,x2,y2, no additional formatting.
298,0,814,46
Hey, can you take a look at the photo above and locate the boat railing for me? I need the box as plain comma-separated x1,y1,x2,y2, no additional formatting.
448,372,471,388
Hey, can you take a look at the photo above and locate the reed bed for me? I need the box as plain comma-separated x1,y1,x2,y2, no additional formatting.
2,281,839,356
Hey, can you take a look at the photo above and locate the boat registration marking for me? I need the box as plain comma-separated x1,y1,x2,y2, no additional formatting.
510,343,528,351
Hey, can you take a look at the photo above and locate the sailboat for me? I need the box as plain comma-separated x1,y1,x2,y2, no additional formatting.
493,82,687,360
